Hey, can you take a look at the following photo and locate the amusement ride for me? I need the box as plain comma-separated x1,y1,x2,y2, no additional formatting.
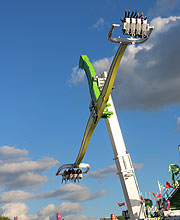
56,10,180,220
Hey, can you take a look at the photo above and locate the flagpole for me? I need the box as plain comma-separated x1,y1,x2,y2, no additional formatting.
149,192,151,200
153,195,156,208
158,181,161,194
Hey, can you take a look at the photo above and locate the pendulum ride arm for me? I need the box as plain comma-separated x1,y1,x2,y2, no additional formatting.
56,45,127,174
56,44,127,174
79,55,100,103
74,9,154,168
57,11,154,220
74,44,127,167
56,47,127,174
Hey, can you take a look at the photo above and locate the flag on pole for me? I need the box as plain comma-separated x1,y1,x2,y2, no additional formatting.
152,192,162,198
57,213,61,220
140,195,144,201
117,202,125,207
158,181,165,192
166,181,178,190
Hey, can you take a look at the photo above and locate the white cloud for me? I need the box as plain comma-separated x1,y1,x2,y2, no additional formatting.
0,202,98,220
93,57,112,75
0,157,58,174
69,15,180,111
0,203,31,220
0,146,28,162
57,202,85,215
150,16,180,33
37,204,56,217
0,146,58,190
36,202,96,220
0,183,106,204
87,164,143,181
148,0,180,16
87,164,116,180
63,214,98,220
133,163,143,170
4,172,48,190
177,117,180,130
69,66,85,85
90,18,105,30
0,191,34,203
113,15,180,111
69,57,112,85
41,183,107,202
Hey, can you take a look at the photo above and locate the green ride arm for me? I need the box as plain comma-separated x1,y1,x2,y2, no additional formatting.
96,44,127,117
74,44,127,167
79,55,100,102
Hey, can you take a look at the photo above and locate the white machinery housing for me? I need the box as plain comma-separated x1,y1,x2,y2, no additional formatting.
98,72,145,220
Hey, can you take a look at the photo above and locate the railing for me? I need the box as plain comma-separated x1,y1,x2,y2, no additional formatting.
164,173,180,199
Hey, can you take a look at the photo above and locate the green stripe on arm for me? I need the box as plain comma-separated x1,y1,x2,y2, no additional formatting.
79,55,100,102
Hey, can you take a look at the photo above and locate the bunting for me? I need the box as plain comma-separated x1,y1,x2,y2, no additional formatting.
117,202,125,207
166,181,178,190
152,192,162,198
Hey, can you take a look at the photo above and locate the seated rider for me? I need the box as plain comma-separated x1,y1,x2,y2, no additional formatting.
67,169,72,180
72,168,76,174
76,168,83,179
62,169,68,183
64,169,68,176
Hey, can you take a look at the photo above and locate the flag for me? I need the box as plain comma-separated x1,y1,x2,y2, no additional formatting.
152,192,162,198
140,195,144,201
57,213,61,220
117,202,125,207
158,181,165,192
166,181,178,190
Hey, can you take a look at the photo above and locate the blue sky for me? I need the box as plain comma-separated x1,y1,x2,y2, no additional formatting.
0,0,180,219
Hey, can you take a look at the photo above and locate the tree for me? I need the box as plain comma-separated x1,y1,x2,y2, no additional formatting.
100,216,123,220
0,217,11,220
100,218,109,220
116,216,124,220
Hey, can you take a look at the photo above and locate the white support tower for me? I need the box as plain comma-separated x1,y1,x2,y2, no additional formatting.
98,72,145,220
105,95,144,220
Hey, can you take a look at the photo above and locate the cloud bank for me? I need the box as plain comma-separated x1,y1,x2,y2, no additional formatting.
87,163,143,181
0,146,106,219
90,17,105,30
0,202,98,220
177,117,180,131
69,15,180,112
0,146,28,162
0,146,58,190
148,0,180,16
0,183,106,204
